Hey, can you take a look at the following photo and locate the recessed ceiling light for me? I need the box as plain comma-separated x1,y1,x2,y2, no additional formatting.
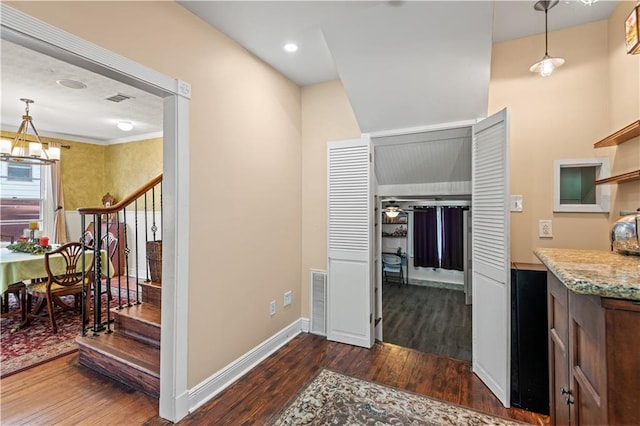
117,121,134,131
283,43,298,53
56,79,87,90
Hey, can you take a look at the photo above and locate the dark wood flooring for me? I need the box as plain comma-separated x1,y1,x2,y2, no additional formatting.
383,283,472,360
1,332,548,425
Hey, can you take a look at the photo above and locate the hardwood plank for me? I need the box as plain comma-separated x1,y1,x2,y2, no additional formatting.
382,283,472,360
2,332,549,425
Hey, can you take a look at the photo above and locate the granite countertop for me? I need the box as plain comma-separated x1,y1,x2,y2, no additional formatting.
534,248,640,301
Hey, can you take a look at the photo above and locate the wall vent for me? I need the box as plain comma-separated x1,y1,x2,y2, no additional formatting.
106,93,134,103
309,270,327,336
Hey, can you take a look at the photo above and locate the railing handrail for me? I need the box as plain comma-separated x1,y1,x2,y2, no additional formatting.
77,174,162,215
77,174,162,335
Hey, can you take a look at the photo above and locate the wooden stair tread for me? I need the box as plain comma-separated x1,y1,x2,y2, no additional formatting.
139,280,161,289
76,333,159,376
112,303,161,326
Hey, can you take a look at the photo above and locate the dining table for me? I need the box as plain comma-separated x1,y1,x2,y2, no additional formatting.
0,246,114,294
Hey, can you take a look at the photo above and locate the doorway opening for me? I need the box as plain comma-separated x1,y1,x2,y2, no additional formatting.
1,6,190,420
379,198,472,361
373,126,473,362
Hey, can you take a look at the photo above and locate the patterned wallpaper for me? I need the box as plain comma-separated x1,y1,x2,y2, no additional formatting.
104,137,163,203
0,131,162,210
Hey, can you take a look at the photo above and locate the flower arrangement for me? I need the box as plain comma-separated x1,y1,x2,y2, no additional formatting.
6,240,51,255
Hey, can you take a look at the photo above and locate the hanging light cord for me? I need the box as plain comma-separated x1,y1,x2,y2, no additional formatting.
544,6,549,56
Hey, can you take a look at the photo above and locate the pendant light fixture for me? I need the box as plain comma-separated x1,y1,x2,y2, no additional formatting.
0,98,60,165
529,0,565,77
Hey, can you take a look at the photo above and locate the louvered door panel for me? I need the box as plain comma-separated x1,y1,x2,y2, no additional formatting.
326,136,374,348
472,108,511,407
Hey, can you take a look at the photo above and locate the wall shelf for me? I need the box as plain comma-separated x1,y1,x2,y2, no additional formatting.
595,169,640,185
594,120,640,185
593,120,640,148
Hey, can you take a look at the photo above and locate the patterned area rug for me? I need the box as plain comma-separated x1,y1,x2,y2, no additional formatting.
1,290,131,378
270,369,526,425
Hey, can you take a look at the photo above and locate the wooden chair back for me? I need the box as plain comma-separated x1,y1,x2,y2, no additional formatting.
44,242,90,288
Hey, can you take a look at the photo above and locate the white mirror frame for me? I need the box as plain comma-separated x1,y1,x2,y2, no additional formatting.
553,158,610,213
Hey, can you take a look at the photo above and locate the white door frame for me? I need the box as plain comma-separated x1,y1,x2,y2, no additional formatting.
0,5,191,421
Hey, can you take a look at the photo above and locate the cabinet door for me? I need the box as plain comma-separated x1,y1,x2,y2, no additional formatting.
548,272,570,425
569,292,606,425
603,299,640,425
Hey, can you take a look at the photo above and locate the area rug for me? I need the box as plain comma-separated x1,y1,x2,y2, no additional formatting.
270,369,526,425
1,290,133,378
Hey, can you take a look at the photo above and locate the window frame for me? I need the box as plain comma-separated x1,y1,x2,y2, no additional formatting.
553,158,610,213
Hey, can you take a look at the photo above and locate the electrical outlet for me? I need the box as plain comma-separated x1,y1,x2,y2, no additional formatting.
284,291,292,307
539,220,553,238
270,300,276,316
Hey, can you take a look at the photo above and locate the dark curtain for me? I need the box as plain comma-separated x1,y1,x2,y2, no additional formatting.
441,206,465,271
413,207,439,268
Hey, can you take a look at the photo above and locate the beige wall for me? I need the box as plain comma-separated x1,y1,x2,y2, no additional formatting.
489,17,631,263
300,81,361,316
608,2,640,222
9,1,303,387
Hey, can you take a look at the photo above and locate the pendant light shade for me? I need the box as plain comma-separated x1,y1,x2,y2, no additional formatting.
530,0,564,77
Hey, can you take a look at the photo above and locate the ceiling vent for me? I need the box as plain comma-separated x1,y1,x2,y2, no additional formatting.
105,93,134,103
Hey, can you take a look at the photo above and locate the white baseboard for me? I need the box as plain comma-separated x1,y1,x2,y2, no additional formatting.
188,319,305,413
300,317,310,332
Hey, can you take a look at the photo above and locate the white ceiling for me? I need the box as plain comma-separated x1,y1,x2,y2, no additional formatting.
0,1,617,141
0,39,164,144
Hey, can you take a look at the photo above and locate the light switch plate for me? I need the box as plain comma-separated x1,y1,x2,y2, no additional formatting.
510,195,523,212
539,220,553,238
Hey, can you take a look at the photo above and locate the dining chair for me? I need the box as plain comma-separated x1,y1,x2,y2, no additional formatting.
0,233,29,320
25,242,92,333
382,254,405,286
1,283,27,321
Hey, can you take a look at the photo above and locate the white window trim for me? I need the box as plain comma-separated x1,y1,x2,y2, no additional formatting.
553,158,610,213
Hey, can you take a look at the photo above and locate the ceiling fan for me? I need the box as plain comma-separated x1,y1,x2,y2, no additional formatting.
382,201,405,218
383,198,447,217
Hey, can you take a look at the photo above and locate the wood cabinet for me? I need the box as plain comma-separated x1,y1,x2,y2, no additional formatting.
547,271,640,424
86,222,125,275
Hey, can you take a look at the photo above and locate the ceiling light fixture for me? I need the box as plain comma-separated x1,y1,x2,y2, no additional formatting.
283,43,298,53
117,121,134,131
529,0,565,77
383,202,403,218
0,98,60,165
580,0,598,5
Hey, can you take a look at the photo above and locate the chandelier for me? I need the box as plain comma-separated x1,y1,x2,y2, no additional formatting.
0,98,60,165
529,0,565,77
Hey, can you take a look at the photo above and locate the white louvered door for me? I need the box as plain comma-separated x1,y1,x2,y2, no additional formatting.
471,108,510,407
326,136,374,348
